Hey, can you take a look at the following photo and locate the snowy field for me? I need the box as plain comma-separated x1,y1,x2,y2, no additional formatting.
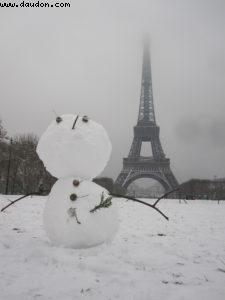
1,196,225,300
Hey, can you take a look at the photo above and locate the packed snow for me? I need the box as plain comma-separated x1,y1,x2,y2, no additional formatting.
1,196,225,300
44,178,118,248
36,114,112,179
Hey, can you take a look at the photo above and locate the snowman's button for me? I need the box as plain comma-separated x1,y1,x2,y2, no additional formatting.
56,116,62,123
73,180,80,187
70,193,77,201
82,115,89,123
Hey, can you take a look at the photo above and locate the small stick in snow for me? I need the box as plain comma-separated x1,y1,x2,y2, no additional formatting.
217,268,225,273
72,115,79,129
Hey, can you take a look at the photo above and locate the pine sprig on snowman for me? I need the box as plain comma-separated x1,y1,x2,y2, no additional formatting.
90,192,113,213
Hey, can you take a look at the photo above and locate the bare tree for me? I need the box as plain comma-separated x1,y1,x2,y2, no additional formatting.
0,119,7,142
0,119,9,192
0,133,55,195
11,134,55,194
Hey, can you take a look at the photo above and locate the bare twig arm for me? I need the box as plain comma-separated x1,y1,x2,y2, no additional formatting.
110,193,169,221
1,189,171,221
153,188,179,207
1,194,33,212
1,190,48,212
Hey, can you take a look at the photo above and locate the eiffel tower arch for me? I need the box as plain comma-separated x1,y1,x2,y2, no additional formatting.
116,40,178,194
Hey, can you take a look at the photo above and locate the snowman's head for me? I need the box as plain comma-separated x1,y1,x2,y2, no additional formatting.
37,114,112,179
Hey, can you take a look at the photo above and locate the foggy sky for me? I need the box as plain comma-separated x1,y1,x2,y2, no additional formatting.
1,0,225,183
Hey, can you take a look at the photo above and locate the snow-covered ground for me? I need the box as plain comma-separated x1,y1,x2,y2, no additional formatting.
1,196,225,300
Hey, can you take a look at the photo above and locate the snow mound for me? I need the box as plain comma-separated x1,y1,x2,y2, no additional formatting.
43,178,118,248
36,114,112,179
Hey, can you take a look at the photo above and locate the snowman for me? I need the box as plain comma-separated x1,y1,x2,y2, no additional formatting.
36,114,118,249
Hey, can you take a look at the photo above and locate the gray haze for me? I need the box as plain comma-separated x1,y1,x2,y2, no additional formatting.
1,0,225,183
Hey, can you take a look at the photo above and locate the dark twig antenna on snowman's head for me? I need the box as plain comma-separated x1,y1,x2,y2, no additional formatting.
52,110,62,124
72,115,79,129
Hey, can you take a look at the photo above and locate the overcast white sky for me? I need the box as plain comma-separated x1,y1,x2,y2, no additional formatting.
0,0,225,183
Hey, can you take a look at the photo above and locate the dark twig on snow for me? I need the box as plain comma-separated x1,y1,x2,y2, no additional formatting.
217,268,225,274
109,193,170,221
72,115,79,129
1,190,48,212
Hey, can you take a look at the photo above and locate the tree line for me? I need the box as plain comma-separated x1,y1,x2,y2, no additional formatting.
179,178,225,200
0,119,56,194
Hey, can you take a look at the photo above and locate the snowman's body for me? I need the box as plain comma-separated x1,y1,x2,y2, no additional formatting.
44,178,118,248
37,114,118,249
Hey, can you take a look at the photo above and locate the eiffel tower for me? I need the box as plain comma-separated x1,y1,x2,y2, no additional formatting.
116,40,178,193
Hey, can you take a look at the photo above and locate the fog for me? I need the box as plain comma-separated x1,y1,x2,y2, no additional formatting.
1,0,225,183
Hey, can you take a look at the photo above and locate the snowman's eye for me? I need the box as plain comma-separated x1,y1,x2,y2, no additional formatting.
56,116,62,123
73,180,80,187
70,193,77,201
82,115,89,123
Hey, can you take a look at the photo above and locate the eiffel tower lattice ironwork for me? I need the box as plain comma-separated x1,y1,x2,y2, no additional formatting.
116,41,178,193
